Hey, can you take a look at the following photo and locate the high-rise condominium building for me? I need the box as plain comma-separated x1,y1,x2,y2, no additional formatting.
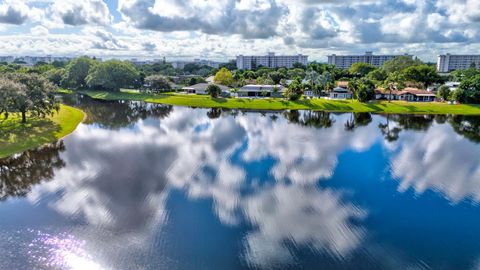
327,51,413,69
0,56,14,63
236,53,308,70
437,54,480,73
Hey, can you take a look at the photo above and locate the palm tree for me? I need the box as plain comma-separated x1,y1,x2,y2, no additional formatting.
347,79,360,99
305,71,320,96
383,71,405,102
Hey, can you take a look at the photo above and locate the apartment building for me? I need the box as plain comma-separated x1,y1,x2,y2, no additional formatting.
327,51,413,69
236,53,308,70
437,54,480,73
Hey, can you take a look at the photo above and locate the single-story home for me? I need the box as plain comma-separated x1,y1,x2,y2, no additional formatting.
304,89,315,98
330,87,353,99
236,85,285,98
182,83,230,95
375,88,436,102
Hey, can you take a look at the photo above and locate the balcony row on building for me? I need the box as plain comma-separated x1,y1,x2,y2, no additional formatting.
327,51,414,69
236,53,308,70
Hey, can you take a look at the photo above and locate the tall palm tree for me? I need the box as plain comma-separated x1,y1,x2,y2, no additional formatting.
383,71,405,102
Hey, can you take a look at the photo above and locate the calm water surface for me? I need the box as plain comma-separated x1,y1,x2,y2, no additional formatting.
1,97,480,269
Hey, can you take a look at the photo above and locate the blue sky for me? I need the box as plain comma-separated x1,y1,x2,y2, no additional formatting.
0,0,479,62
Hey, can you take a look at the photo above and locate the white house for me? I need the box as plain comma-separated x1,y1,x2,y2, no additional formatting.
329,87,353,99
236,85,285,98
304,89,315,98
375,88,436,102
182,83,230,95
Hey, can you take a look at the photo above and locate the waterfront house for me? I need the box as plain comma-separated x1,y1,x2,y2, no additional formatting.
329,87,353,99
304,88,315,98
236,85,285,98
182,83,230,95
375,88,436,102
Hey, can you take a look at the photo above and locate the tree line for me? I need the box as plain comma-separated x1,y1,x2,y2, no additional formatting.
1,55,480,104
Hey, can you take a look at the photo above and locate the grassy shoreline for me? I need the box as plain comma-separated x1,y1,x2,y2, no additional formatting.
0,105,85,159
81,90,480,115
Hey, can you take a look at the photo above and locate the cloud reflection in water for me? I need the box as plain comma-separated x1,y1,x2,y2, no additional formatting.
9,103,479,269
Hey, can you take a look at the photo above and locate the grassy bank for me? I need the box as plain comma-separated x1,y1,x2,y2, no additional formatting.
0,105,84,158
81,90,480,115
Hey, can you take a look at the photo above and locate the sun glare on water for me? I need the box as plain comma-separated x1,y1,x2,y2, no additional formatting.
28,230,105,270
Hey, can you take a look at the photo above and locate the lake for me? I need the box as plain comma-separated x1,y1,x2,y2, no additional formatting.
1,96,480,270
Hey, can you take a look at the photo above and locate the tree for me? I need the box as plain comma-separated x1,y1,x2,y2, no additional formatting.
5,73,59,123
349,78,375,102
347,79,360,98
86,60,139,91
144,75,171,93
185,76,205,86
268,71,284,84
0,79,20,119
383,71,406,102
287,68,306,80
206,84,222,98
452,88,465,103
382,56,421,74
44,68,65,86
52,60,68,68
214,67,234,86
256,75,274,85
457,74,480,103
218,60,237,71
62,57,97,89
349,63,376,77
243,70,257,80
293,62,306,69
284,78,303,100
451,67,480,82
29,63,54,75
436,85,451,101
366,69,388,83
305,70,321,95
402,65,441,88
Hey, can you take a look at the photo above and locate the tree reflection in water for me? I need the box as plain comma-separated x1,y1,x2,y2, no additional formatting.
66,96,173,129
345,113,372,131
206,108,222,119
0,141,65,201
448,115,480,143
284,110,335,128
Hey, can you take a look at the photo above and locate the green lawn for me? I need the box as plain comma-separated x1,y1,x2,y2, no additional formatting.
55,88,75,94
81,90,480,115
0,105,85,158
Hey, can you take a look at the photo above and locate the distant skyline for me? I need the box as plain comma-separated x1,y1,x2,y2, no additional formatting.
0,0,479,62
